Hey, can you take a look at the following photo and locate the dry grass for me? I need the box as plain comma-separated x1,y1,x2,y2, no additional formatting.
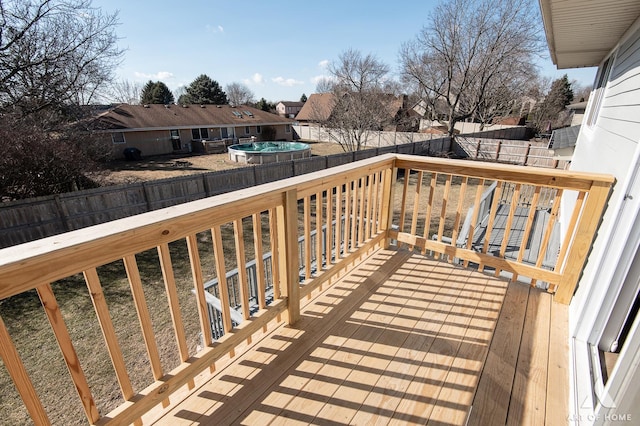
100,142,345,186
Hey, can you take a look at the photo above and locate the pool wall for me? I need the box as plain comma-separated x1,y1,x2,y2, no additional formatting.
228,142,311,164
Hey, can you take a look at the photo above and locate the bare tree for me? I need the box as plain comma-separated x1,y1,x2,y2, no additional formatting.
315,49,394,151
226,82,255,106
0,0,123,117
400,0,543,137
109,80,142,104
0,0,122,199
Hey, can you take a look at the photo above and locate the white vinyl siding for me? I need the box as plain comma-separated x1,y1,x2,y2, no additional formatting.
568,22,640,424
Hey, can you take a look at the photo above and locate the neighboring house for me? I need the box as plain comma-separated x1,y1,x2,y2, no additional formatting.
540,0,640,423
548,124,580,161
296,92,418,131
567,99,589,126
275,101,305,118
93,104,295,158
295,93,336,124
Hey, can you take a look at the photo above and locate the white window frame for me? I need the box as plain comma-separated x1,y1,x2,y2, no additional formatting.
244,126,250,135
256,125,262,134
585,55,614,128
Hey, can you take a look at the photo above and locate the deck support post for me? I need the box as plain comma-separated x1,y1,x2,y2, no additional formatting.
555,181,612,304
277,189,300,324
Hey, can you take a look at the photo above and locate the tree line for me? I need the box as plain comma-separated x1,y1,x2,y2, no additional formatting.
1,0,584,200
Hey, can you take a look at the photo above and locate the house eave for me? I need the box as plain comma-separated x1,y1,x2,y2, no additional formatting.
539,0,640,68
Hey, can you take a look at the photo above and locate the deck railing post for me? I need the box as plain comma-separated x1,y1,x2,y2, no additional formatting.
277,189,301,324
555,181,613,304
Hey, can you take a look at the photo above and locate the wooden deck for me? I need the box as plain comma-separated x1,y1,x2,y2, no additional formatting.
147,248,568,425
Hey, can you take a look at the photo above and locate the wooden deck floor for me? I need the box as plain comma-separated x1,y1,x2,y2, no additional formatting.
150,248,568,425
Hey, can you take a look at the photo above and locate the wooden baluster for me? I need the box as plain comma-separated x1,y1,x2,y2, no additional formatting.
269,208,281,299
335,185,343,259
252,212,267,309
479,181,504,272
532,189,563,287
303,196,312,281
233,219,251,320
212,225,233,333
0,315,49,425
326,187,334,266
464,179,486,268
350,181,358,251
450,176,468,263
435,174,452,260
513,186,542,282
421,173,437,255
358,177,366,246
375,171,384,234
380,167,396,249
344,181,352,252
365,174,375,241
37,283,100,423
123,255,164,385
83,268,138,417
409,171,424,250
495,183,521,277
398,168,411,240
315,192,323,272
186,234,213,348
157,243,193,388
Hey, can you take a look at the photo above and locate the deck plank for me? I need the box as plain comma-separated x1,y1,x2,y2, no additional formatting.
151,248,566,426
468,281,530,425
507,289,552,425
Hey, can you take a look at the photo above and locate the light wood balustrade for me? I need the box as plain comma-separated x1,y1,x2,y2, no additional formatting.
0,154,613,424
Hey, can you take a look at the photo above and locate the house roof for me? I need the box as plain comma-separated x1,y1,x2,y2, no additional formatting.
277,101,305,107
539,0,640,68
94,104,294,132
295,93,336,122
548,124,581,150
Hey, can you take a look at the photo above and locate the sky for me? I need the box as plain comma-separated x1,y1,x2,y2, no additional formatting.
92,0,598,103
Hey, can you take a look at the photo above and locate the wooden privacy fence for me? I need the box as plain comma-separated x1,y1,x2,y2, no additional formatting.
0,138,450,249
453,136,568,169
0,153,612,425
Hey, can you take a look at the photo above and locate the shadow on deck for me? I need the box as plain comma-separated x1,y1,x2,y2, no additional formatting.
148,248,568,425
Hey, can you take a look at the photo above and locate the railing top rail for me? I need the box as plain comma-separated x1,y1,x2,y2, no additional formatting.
394,154,615,191
0,154,396,300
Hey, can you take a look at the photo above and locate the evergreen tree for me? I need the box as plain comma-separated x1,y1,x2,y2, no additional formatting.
140,80,174,104
180,74,228,104
531,74,575,132
256,97,274,112
300,93,308,102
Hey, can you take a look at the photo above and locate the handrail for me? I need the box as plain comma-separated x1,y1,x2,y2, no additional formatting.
0,153,613,424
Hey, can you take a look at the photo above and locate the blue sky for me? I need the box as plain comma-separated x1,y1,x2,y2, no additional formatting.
93,0,597,103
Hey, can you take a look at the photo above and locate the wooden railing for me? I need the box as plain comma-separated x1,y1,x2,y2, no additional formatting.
0,154,613,425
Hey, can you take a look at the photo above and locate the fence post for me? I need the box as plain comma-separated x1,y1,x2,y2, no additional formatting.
524,143,531,166
276,189,300,324
475,139,481,160
495,140,502,161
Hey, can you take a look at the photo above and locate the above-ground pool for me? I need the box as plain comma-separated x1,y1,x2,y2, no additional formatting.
228,141,311,164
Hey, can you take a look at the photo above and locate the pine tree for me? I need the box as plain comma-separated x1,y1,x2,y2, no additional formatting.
300,93,308,102
180,74,228,105
531,75,575,132
140,80,174,104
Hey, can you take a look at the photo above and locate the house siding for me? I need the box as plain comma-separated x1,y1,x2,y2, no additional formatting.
569,22,640,325
563,18,640,425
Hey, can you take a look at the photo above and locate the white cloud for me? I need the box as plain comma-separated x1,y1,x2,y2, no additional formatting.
318,59,329,69
272,76,305,87
134,71,174,81
206,24,224,33
244,73,265,85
